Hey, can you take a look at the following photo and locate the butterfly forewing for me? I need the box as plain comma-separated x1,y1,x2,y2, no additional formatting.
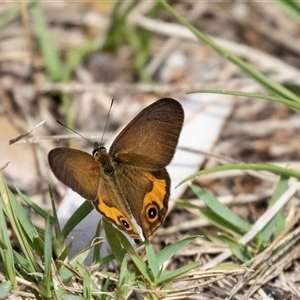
109,98,184,169
48,148,100,200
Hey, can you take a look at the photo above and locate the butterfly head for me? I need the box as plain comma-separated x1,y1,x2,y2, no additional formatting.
92,142,106,156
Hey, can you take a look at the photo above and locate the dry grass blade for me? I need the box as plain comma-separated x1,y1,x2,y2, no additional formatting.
9,120,45,145
229,209,300,299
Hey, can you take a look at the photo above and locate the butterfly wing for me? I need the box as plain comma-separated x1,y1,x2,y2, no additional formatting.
109,98,184,169
94,179,143,242
115,166,170,239
48,148,100,200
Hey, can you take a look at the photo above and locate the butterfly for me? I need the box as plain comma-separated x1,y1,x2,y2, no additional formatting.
48,98,184,242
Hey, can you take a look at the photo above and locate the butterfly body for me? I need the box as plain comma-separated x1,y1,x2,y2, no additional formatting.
49,98,184,242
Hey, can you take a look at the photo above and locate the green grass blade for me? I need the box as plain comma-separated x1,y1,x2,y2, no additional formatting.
260,176,288,242
32,234,46,257
103,219,127,265
156,236,199,266
111,225,153,283
145,239,160,279
11,189,42,240
190,90,300,111
0,170,17,289
13,250,33,273
102,0,139,50
83,269,92,299
92,221,104,263
49,185,62,237
125,24,152,83
190,184,250,233
0,188,16,288
1,183,38,275
16,187,54,224
177,199,246,235
30,0,62,81
276,0,300,23
218,234,252,262
41,216,52,298
118,259,131,298
49,185,65,257
157,261,199,284
159,0,300,103
178,163,300,186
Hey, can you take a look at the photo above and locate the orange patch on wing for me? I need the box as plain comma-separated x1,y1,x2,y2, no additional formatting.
143,172,167,209
95,194,142,241
96,195,126,226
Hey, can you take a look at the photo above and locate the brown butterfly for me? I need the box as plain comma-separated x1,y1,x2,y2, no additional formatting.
48,98,184,242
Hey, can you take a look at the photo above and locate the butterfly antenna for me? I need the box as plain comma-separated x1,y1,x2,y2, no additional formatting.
100,99,114,145
56,120,93,145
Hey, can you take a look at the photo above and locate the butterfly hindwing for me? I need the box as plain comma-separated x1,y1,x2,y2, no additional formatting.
115,166,170,239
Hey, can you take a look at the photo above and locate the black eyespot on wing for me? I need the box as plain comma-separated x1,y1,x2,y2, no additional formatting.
118,216,131,229
146,202,160,222
148,207,157,219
